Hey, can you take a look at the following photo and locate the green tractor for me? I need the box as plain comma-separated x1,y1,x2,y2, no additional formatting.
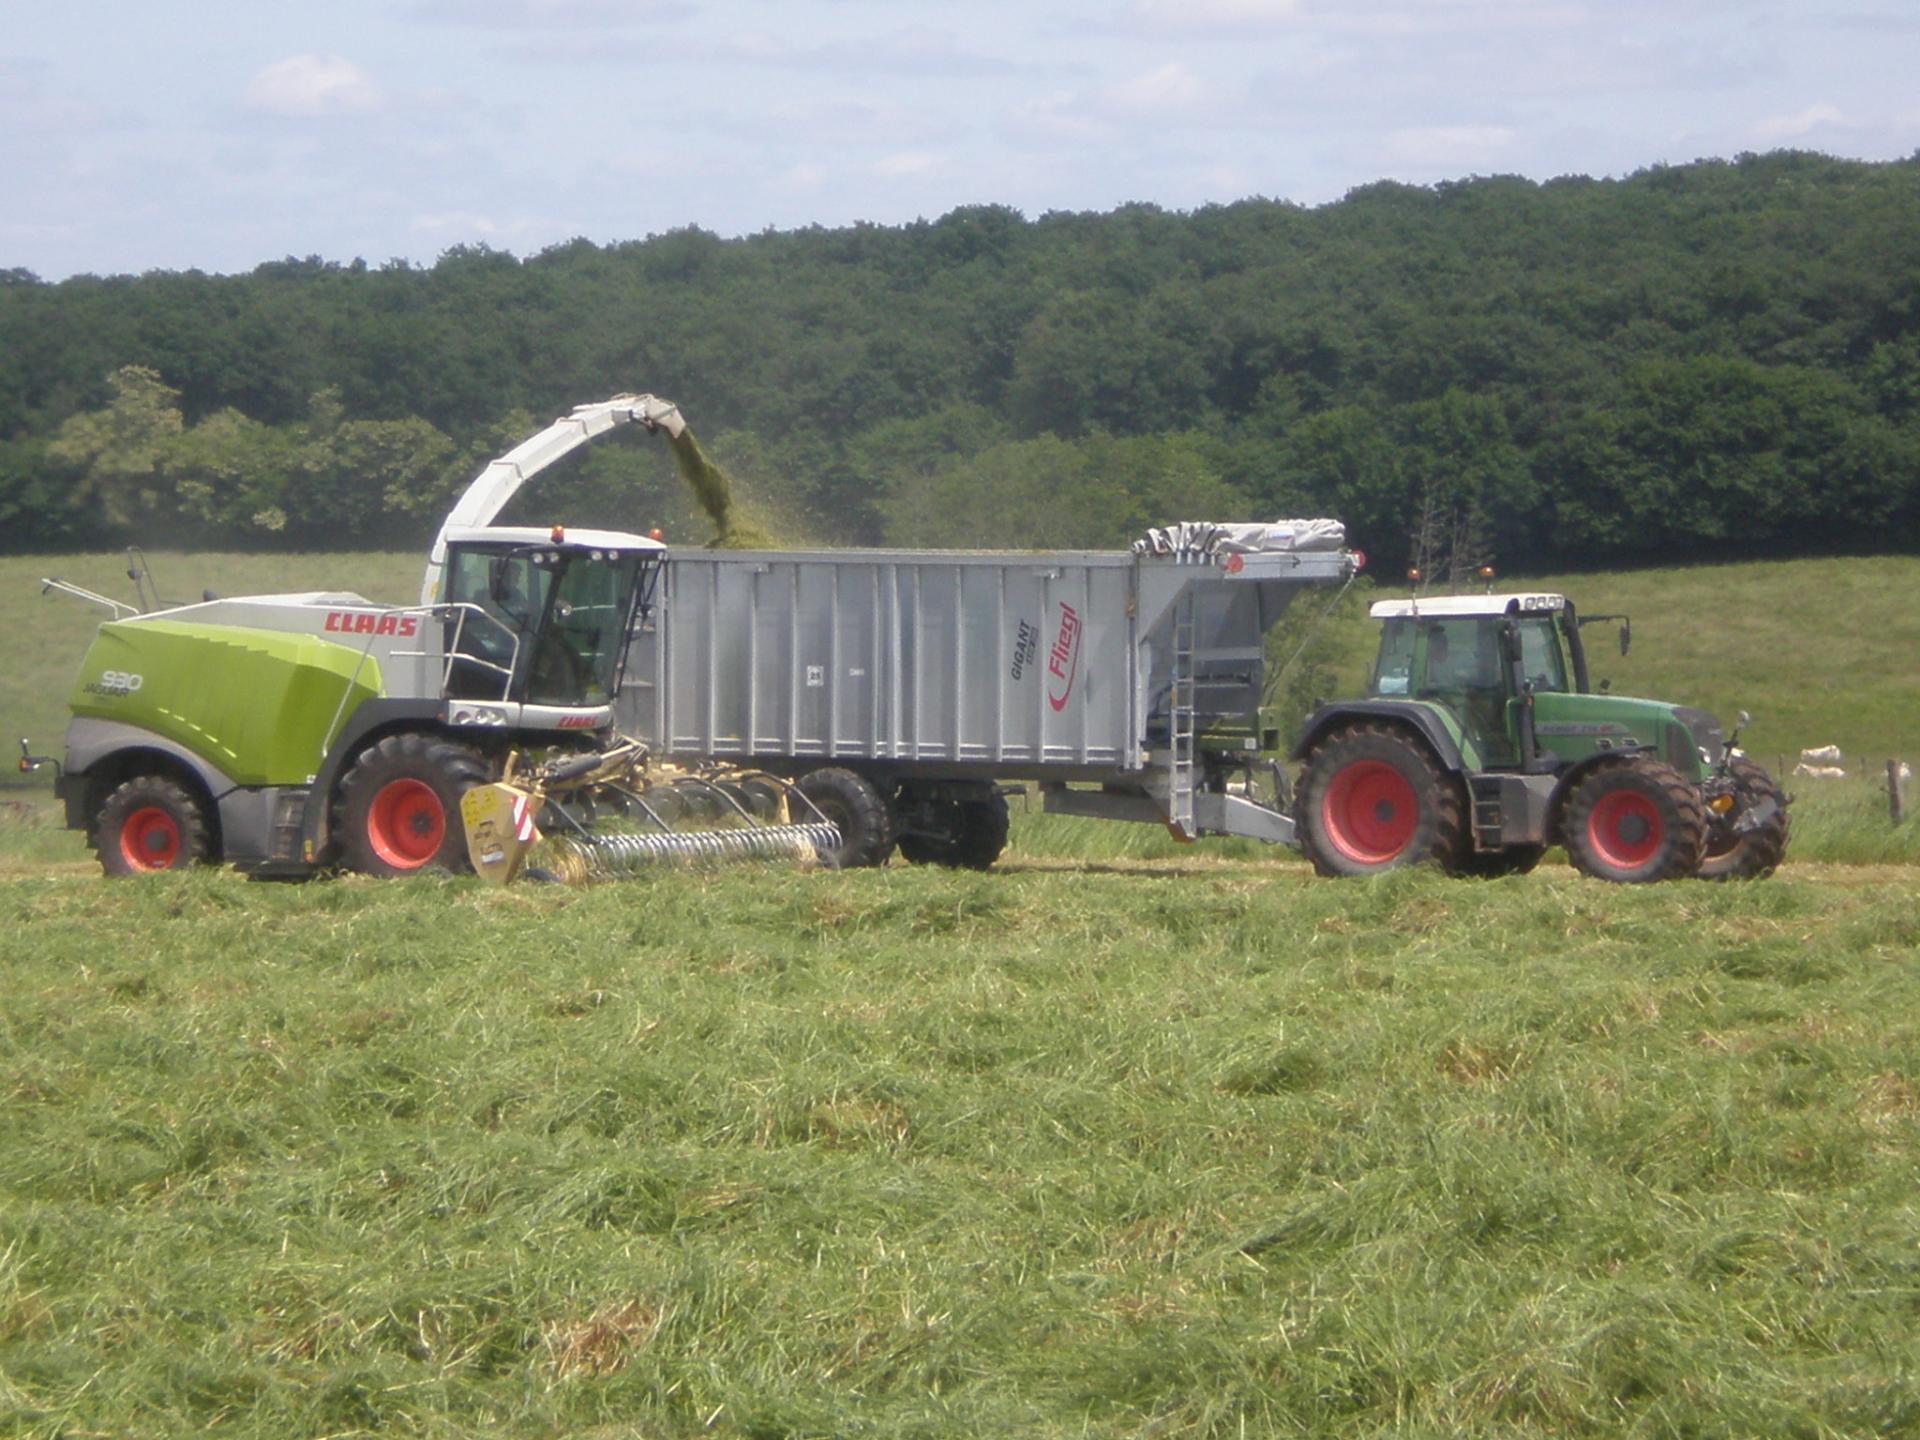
1290,592,1789,882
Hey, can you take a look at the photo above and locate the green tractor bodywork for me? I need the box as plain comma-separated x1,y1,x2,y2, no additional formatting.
55,530,663,878
1291,593,1789,882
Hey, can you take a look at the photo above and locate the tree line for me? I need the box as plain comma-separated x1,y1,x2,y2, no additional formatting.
3,148,1916,574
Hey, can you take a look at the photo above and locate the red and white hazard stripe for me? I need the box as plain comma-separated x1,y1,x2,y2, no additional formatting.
510,794,538,843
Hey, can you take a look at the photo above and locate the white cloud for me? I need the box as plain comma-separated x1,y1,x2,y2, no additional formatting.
1133,0,1301,28
1385,124,1520,168
872,152,942,180
773,162,830,193
407,0,692,28
1002,92,1113,145
1751,102,1846,142
244,55,381,117
1105,62,1208,112
410,211,499,236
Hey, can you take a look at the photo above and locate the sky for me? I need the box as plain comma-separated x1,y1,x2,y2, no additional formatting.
4,0,1918,280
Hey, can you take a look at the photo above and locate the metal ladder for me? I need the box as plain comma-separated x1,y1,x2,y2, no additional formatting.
1168,595,1197,837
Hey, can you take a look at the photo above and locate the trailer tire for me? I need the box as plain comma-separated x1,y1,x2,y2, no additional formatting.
1296,722,1463,877
94,775,213,876
795,768,894,869
1698,757,1790,881
335,733,490,877
897,793,1011,870
1563,755,1705,884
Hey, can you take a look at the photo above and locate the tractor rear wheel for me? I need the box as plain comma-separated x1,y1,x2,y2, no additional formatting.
336,733,490,877
1296,722,1463,877
795,768,895,869
1563,756,1705,883
1698,757,1790,881
94,775,214,876
897,793,1011,870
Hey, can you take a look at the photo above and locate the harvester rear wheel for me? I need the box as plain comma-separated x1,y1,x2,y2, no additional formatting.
897,793,1011,870
1698,757,1790,881
95,775,213,876
1563,755,1705,883
794,768,894,869
1295,722,1463,877
336,733,490,877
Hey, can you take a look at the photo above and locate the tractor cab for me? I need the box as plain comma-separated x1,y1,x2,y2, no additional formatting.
1366,593,1593,769
439,525,663,711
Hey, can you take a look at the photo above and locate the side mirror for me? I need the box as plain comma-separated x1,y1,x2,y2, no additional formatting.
1618,621,1631,657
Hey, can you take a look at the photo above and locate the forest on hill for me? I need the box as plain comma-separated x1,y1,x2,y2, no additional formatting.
2,149,1916,574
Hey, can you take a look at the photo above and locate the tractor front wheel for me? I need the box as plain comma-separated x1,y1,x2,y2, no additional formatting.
1698,757,1790,881
335,734,490,877
94,775,214,876
1296,723,1463,877
1563,756,1705,883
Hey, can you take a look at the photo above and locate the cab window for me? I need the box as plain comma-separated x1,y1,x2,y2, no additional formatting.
1516,616,1570,693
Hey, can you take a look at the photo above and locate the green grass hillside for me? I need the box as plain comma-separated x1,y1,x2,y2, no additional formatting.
5,551,1916,793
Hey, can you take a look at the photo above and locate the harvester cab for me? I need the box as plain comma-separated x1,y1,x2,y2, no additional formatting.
1293,591,1789,883
436,526,661,714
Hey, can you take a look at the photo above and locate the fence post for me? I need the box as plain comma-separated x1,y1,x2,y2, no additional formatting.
1891,760,1906,826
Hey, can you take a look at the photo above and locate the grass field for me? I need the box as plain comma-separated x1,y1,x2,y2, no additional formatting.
3,546,1917,1436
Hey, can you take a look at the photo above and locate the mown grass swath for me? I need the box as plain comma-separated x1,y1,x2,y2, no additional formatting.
2,835,1918,1435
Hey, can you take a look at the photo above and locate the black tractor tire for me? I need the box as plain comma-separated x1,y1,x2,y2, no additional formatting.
1698,756,1790,881
94,774,215,876
1562,755,1706,884
896,793,1012,870
794,768,895,869
335,733,491,878
1451,844,1547,879
1295,721,1464,878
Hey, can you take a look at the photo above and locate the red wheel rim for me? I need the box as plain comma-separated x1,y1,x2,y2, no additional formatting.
120,806,181,871
367,779,446,868
1586,788,1662,870
1322,759,1419,864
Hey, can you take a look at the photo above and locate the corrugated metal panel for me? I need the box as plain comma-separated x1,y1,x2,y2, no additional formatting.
621,546,1348,777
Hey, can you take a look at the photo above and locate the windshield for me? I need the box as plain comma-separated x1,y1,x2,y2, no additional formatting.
444,545,655,707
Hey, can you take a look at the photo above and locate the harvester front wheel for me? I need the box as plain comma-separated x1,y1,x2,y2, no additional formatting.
1698,757,1790,881
795,768,894,869
1295,722,1463,877
336,734,490,877
1563,756,1705,883
95,775,213,876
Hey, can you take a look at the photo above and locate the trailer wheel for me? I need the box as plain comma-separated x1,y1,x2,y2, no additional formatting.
1296,722,1463,877
336,733,490,877
1563,756,1705,884
795,768,894,869
897,793,1011,870
1698,757,1789,880
94,775,213,876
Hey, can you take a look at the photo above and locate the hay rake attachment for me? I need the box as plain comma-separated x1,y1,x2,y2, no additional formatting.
460,739,841,885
